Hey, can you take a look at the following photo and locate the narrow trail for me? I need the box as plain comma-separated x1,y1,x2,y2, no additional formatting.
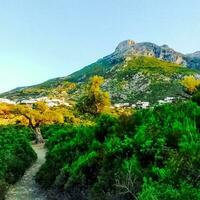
5,144,47,200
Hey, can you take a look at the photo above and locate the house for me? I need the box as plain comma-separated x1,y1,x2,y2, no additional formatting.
136,101,150,109
114,103,130,108
0,98,16,105
164,97,175,103
131,104,136,108
19,97,72,107
158,97,175,105
20,99,37,105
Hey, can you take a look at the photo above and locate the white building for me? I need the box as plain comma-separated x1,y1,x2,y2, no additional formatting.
19,97,71,107
131,104,136,108
158,97,175,105
136,101,150,109
164,97,175,103
20,99,37,104
0,98,16,105
114,103,130,108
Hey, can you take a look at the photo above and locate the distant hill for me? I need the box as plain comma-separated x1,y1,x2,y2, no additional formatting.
1,40,200,105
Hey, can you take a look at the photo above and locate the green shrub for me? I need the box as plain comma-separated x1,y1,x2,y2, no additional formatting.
0,125,37,200
37,101,200,199
138,179,200,200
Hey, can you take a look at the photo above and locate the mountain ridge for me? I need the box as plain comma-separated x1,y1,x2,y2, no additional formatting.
103,40,200,68
1,39,200,105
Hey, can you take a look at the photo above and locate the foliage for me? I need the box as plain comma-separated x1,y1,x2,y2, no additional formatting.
67,58,115,83
36,101,200,199
13,102,65,143
1,56,197,105
76,76,111,115
181,75,200,94
192,86,200,105
0,103,16,125
0,125,37,200
15,102,64,126
118,56,182,77
0,101,83,143
0,79,76,102
104,56,195,104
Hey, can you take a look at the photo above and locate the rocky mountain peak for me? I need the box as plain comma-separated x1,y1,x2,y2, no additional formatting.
115,40,136,52
110,40,184,65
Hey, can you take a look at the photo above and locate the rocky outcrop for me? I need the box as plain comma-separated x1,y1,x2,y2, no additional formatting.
115,40,136,52
104,40,200,69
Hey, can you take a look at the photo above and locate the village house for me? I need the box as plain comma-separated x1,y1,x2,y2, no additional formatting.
136,101,150,109
114,103,130,108
0,98,16,105
158,97,176,105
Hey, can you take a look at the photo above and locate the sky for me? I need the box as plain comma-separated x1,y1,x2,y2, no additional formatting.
0,0,200,93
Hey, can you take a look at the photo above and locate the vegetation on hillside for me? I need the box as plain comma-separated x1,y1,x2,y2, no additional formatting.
118,56,183,77
67,58,116,82
181,75,200,94
36,101,200,200
103,56,197,103
2,56,198,105
0,80,76,102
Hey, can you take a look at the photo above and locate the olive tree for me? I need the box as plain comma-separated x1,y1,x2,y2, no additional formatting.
14,102,64,143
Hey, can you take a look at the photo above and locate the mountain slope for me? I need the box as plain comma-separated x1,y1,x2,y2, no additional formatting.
1,40,200,105
102,56,196,103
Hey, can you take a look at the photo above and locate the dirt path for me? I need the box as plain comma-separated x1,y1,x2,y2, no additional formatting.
5,144,47,200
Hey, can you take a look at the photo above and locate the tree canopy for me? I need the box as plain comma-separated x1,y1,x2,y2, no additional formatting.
76,76,111,115
181,75,200,94
13,102,64,143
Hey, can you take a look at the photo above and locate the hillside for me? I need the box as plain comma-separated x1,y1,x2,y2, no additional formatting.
102,56,196,104
1,40,200,105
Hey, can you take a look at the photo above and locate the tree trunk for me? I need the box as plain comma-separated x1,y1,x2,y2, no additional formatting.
33,127,44,144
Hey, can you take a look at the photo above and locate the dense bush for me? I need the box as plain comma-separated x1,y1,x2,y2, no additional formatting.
0,125,37,200
192,90,200,106
36,101,200,200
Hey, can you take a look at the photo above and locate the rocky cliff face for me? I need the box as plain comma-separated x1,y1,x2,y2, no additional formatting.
104,40,200,69
112,40,184,64
115,40,136,52
184,51,200,70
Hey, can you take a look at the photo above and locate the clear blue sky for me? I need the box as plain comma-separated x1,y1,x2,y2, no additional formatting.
0,0,200,93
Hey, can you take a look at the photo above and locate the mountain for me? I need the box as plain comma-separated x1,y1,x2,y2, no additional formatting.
184,51,200,70
187,51,200,58
106,40,185,65
103,40,200,70
1,40,200,105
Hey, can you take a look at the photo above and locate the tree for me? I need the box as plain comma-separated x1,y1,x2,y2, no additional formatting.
0,103,17,125
14,102,64,143
0,103,13,118
181,75,200,94
77,76,111,115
